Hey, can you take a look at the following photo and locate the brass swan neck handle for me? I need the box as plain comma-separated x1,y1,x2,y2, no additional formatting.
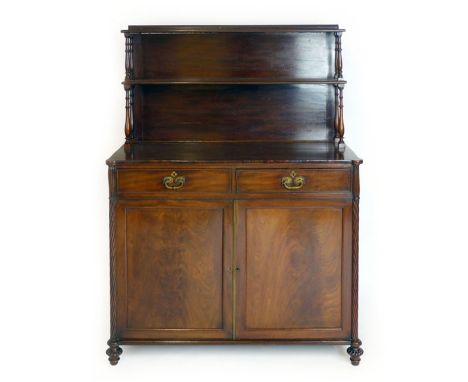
163,171,186,190
281,170,305,190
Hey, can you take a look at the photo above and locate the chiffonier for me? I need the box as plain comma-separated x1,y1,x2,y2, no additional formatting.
106,25,363,366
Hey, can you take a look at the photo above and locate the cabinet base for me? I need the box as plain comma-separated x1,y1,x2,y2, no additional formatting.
106,339,363,365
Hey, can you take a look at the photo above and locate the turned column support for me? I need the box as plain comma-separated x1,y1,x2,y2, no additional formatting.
124,34,134,81
334,32,343,79
334,84,345,151
124,84,133,141
124,33,134,142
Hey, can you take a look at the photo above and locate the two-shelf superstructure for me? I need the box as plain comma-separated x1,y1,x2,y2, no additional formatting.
121,25,347,150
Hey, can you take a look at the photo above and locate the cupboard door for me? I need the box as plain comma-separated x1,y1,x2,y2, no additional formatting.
235,199,351,340
114,199,233,340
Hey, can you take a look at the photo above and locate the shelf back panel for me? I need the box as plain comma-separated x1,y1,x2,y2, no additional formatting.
134,84,335,142
128,28,339,142
133,33,335,80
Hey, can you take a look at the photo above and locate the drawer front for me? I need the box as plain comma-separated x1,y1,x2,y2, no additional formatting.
236,169,351,193
118,169,231,193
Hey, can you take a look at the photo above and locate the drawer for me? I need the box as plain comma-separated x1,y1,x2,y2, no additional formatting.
236,169,351,193
118,169,231,193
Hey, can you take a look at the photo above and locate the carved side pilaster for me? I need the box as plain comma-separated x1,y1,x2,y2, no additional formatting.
107,166,122,364
109,195,117,339
351,192,359,341
334,32,343,79
108,166,117,197
107,191,123,364
347,162,363,365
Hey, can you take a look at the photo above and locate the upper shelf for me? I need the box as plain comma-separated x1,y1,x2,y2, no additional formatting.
122,25,345,34
123,29,342,81
123,78,347,86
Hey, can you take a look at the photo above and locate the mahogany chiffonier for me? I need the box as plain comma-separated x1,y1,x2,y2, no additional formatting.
106,25,363,366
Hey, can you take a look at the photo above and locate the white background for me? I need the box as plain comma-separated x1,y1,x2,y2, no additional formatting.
1,0,467,381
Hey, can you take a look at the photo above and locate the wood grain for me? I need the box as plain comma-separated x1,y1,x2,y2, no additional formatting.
114,199,233,340
133,33,335,80
235,199,352,339
117,169,231,193
136,84,335,142
236,168,351,193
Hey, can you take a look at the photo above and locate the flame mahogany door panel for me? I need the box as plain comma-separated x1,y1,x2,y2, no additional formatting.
235,199,352,340
113,199,233,340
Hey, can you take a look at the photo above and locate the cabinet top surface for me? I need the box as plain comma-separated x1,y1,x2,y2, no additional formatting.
123,25,344,33
106,142,361,166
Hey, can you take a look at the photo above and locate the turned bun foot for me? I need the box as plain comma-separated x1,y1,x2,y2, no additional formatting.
346,339,363,366
106,340,123,365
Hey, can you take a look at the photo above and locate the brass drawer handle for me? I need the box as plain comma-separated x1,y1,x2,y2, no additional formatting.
281,170,305,190
163,171,185,190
